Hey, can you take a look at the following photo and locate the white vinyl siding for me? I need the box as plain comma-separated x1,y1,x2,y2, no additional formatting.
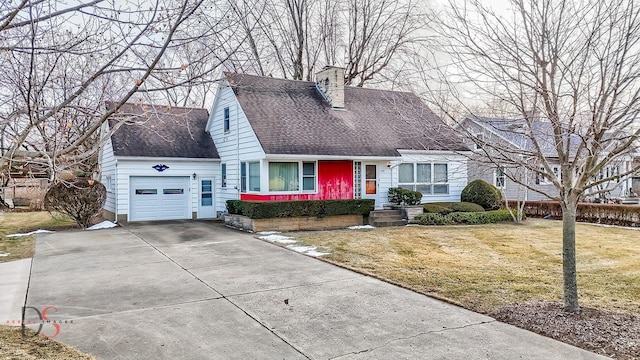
100,126,117,214
114,159,219,221
207,85,265,211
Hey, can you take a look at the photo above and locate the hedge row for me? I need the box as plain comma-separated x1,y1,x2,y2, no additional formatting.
415,209,515,225
423,202,485,215
507,200,640,227
226,199,375,219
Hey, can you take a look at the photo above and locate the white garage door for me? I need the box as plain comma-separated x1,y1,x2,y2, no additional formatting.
130,176,190,221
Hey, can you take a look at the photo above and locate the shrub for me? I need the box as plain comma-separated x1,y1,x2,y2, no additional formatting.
461,179,502,210
387,187,403,205
387,187,423,205
226,199,375,219
423,202,485,215
414,213,450,225
415,209,515,225
44,179,106,228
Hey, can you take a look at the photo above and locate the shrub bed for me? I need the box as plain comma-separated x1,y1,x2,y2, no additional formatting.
226,199,375,219
508,200,640,227
415,209,515,225
423,202,485,215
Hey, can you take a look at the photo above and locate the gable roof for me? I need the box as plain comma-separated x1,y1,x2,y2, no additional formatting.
464,115,583,158
107,102,219,159
226,74,468,156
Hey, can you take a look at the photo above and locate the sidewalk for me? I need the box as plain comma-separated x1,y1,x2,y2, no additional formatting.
0,258,31,326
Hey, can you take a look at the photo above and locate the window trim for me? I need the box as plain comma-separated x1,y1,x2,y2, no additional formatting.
494,167,506,189
240,161,261,193
221,163,227,188
223,107,230,133
398,162,449,196
267,160,318,194
474,133,484,150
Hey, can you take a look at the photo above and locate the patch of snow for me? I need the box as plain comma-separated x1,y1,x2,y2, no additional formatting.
257,231,281,235
6,229,53,237
304,249,331,257
86,221,117,230
259,234,297,244
0,252,10,257
347,225,375,230
286,245,330,257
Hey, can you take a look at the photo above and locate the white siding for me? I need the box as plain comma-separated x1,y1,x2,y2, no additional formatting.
395,151,468,203
207,85,266,212
99,124,117,214
115,159,219,221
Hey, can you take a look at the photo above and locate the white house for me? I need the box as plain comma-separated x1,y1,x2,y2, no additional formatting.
100,67,470,222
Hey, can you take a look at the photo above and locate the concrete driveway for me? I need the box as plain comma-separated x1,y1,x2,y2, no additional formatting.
25,221,605,359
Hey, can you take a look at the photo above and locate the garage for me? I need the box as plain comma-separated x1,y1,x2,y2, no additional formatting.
129,176,191,221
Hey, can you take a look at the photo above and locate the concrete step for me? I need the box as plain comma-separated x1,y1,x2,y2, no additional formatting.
369,210,407,227
370,219,408,227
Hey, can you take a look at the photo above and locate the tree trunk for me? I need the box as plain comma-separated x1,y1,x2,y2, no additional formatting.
561,200,579,311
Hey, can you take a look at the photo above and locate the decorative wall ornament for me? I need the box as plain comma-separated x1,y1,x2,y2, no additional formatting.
152,164,169,172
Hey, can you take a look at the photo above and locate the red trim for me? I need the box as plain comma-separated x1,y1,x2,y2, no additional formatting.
240,160,353,201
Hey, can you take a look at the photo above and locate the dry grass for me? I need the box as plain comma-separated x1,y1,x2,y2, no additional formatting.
0,325,93,360
0,212,76,263
293,219,640,314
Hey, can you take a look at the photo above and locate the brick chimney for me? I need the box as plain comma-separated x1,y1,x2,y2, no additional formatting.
315,66,345,109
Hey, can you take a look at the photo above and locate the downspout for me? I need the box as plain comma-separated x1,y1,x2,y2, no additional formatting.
236,99,240,200
114,161,118,223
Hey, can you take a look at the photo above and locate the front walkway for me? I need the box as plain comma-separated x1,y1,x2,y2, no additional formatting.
22,221,605,359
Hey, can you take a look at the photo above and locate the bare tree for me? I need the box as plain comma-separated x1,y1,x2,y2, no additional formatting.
431,0,640,311
225,0,429,85
0,0,234,186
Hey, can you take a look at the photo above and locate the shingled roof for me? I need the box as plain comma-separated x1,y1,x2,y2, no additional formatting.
107,102,219,159
226,74,468,156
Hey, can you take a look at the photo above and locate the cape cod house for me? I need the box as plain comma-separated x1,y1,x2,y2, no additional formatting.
100,67,470,222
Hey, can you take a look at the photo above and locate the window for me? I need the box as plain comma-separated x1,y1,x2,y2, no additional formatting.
269,162,299,191
240,161,260,192
223,107,230,132
163,189,184,195
398,163,449,195
241,162,246,192
221,163,227,188
267,161,317,192
433,164,448,194
494,167,506,189
474,133,484,150
302,162,316,191
354,161,362,199
135,189,157,195
201,180,213,206
248,162,260,191
103,176,115,192
536,165,559,185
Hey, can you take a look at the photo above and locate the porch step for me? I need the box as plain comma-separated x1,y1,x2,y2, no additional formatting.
369,210,407,227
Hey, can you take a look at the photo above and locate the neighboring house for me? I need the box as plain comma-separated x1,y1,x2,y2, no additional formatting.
460,115,636,201
100,103,220,222
100,66,470,222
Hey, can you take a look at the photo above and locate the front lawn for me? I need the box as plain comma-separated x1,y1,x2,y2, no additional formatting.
0,212,76,263
292,219,640,358
0,325,93,359
293,219,640,314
